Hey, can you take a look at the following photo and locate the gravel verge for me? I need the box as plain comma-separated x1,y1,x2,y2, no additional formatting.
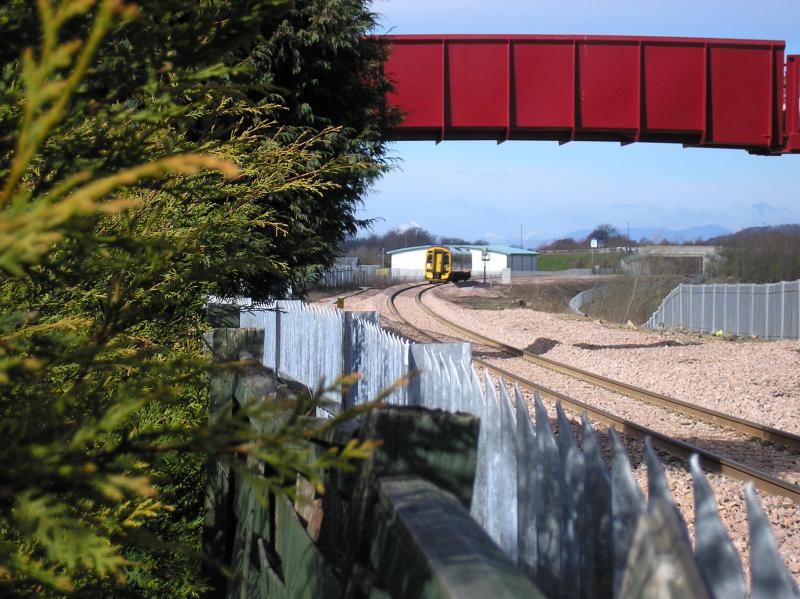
342,283,800,584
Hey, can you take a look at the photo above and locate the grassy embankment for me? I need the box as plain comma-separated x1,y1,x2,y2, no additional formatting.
580,276,685,324
537,252,623,271
452,274,686,326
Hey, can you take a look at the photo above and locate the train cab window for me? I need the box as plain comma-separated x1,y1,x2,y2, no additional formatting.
442,255,449,267
426,254,433,265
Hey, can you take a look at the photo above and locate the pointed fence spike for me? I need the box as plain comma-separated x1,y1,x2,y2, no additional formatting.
451,356,461,412
496,377,518,562
469,365,484,416
514,384,537,577
689,455,746,599
498,380,515,426
619,496,712,599
483,370,498,416
581,414,613,598
436,354,449,411
533,390,549,432
644,437,672,503
447,355,460,413
534,392,561,596
458,361,472,415
514,385,528,420
470,365,482,399
610,427,645,597
470,368,491,535
745,483,800,599
481,370,503,546
555,402,584,599
644,437,690,538
555,402,575,453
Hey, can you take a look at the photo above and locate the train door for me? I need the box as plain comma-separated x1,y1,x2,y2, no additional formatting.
434,250,443,276
428,248,448,280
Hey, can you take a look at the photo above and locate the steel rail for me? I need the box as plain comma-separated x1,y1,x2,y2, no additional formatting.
322,286,373,305
414,285,800,454
386,283,800,503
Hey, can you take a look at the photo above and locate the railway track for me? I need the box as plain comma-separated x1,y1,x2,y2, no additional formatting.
386,282,800,503
318,286,373,307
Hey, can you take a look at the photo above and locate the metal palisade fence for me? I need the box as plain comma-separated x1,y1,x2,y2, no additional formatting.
238,301,474,411
315,266,425,288
318,265,388,288
568,286,604,316
313,267,614,289
417,369,800,599
646,280,800,340
230,299,798,598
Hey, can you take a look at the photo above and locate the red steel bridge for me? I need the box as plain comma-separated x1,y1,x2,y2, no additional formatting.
381,35,800,155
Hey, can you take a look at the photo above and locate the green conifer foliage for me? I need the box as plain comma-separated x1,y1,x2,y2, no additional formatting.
0,1,384,594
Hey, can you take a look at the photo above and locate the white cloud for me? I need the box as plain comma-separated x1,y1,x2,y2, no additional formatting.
396,220,422,232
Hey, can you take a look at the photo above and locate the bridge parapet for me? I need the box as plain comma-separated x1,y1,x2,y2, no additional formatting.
381,34,800,155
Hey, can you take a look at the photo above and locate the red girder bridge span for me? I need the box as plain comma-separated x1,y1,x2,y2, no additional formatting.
381,35,800,155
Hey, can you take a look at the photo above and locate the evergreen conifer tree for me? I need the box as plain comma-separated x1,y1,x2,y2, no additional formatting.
0,0,386,594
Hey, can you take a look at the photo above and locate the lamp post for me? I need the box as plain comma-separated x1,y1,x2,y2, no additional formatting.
482,247,490,284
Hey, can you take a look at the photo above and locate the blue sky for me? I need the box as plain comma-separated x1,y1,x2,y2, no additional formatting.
363,1,800,245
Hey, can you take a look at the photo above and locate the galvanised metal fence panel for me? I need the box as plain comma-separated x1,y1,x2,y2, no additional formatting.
316,266,438,288
239,300,302,370
497,381,518,563
712,284,724,332
724,284,737,335
227,298,798,596
240,305,276,367
509,386,797,598
358,319,410,407
318,265,389,288
788,281,800,340
407,343,472,410
646,280,800,339
278,302,344,397
389,268,427,283
768,282,783,340
702,284,713,332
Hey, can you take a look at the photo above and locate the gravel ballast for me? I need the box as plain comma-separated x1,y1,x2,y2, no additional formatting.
340,282,800,584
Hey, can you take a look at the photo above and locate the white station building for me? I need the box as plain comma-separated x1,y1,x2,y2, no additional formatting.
388,245,539,279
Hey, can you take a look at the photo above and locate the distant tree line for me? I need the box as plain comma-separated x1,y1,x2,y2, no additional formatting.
536,222,800,283
344,222,800,283
341,227,488,265
710,224,800,283
537,224,638,251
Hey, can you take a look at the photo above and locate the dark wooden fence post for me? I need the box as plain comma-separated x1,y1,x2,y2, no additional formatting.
202,327,264,596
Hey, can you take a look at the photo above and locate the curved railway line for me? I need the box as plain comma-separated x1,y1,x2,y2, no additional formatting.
386,282,800,503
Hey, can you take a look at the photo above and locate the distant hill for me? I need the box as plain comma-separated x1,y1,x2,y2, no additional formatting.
652,224,730,243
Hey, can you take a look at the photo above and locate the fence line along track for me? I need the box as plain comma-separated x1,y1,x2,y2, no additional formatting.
415,285,800,453
318,285,373,306
386,283,800,503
